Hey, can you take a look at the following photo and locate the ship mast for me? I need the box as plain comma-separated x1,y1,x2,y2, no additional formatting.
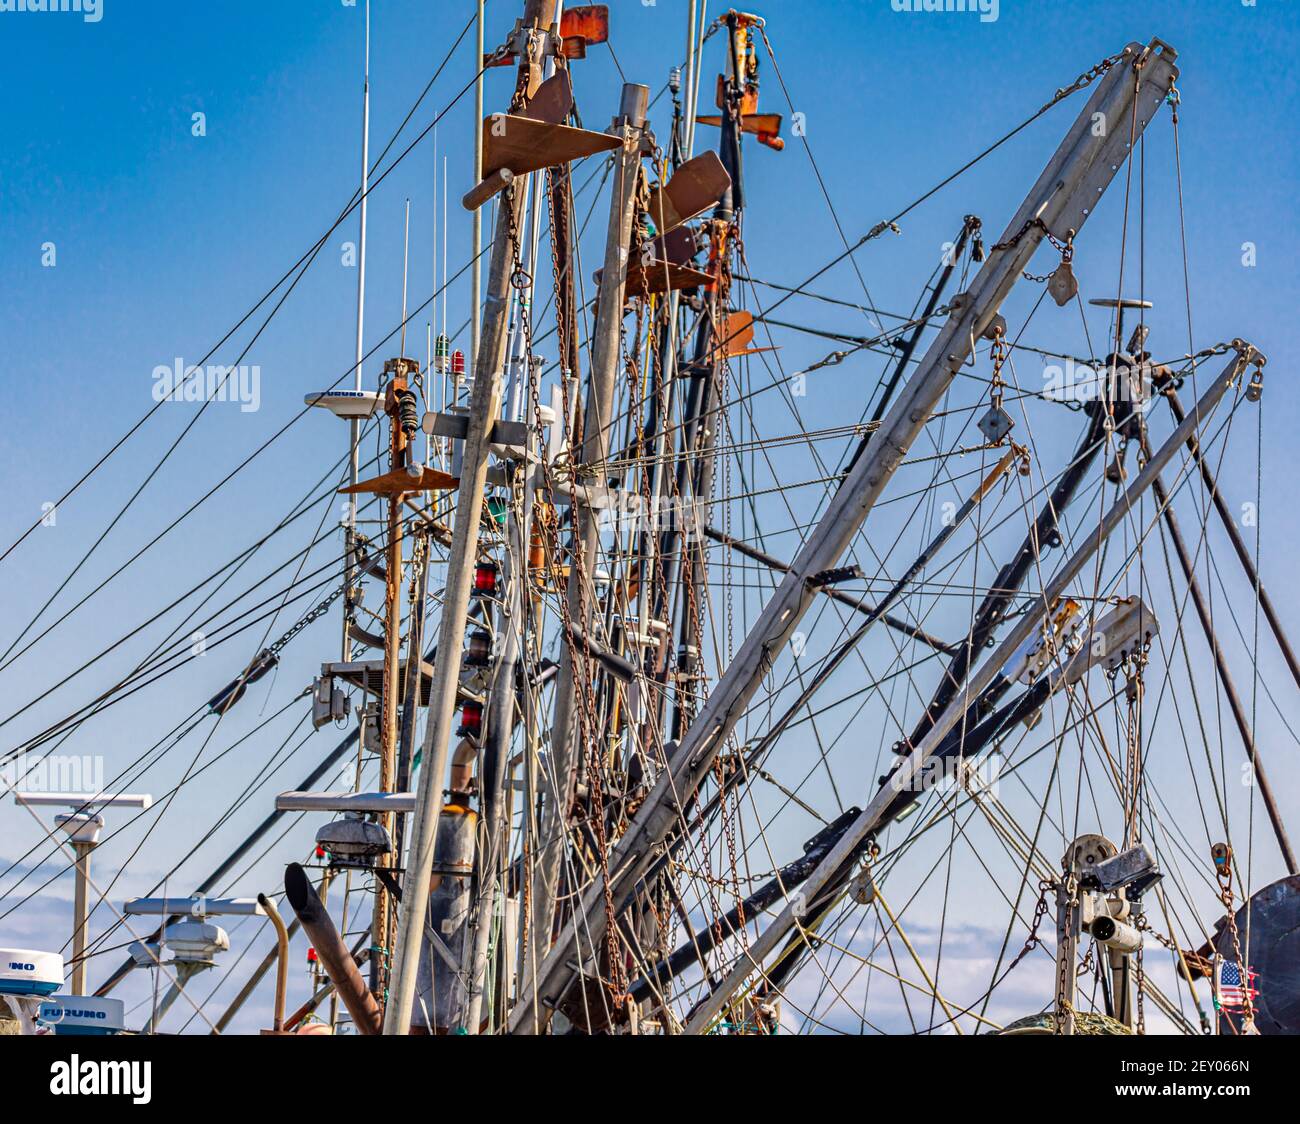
529,79,650,986
384,0,562,1036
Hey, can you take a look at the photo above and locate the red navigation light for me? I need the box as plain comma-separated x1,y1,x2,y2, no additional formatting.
473,562,500,596
457,701,484,738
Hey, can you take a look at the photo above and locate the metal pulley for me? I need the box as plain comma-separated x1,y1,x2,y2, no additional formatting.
977,322,1015,444
848,866,876,906
976,403,1015,444
207,648,279,715
1047,259,1078,306
1047,230,1078,306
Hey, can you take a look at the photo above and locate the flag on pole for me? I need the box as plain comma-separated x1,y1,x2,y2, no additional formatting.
1215,959,1258,1010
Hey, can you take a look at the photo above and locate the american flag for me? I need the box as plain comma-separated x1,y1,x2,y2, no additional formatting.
1216,960,1258,1010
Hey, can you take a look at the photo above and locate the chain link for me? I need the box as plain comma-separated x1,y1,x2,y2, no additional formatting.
1213,847,1257,1030
1040,50,1128,114
269,583,347,657
1008,879,1054,973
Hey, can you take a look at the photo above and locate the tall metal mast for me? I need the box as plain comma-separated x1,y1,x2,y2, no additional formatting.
471,0,486,373
384,0,561,1036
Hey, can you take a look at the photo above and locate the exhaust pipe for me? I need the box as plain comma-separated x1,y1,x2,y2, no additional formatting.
284,863,382,1035
1090,915,1143,954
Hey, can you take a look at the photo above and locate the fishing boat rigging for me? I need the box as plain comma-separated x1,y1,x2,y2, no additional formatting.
2,3,1294,1047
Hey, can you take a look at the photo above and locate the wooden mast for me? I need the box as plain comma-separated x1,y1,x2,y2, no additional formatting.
370,355,414,1002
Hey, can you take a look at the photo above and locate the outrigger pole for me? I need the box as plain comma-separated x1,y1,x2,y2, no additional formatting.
685,339,1261,1033
1142,429,1297,873
1159,384,1300,695
510,38,1182,1033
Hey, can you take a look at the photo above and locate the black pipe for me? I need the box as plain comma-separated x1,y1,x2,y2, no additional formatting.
905,407,1109,752
1145,439,1297,874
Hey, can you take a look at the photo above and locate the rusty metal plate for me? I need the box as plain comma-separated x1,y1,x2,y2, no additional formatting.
625,260,714,298
646,151,731,235
338,465,458,496
482,114,620,179
523,70,574,126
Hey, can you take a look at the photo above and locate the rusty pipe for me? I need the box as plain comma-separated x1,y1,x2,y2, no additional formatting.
213,915,302,1034
284,931,371,1033
284,863,383,1035
450,738,477,795
256,894,290,1033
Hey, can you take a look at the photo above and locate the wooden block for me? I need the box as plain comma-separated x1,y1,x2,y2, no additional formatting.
462,168,514,213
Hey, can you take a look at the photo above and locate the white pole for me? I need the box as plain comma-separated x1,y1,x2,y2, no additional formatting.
344,0,372,662
400,199,411,356
471,0,485,373
684,0,705,161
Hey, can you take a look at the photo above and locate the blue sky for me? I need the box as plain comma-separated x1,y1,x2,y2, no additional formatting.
1,0,1297,1032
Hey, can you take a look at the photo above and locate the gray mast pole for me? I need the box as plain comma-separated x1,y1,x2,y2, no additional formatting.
471,0,485,374
384,0,559,1036
459,484,528,1032
509,39,1181,1032
527,83,650,987
684,341,1260,1033
70,839,93,996
1161,386,1300,695
1145,435,1297,873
